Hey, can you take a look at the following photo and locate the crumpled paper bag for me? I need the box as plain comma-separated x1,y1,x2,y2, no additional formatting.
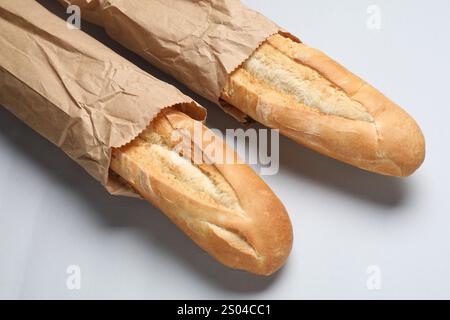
0,0,206,196
58,0,284,121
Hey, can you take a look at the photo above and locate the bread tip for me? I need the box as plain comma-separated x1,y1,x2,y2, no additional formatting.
377,110,426,177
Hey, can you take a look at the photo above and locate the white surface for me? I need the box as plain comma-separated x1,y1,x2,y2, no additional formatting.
1,0,449,299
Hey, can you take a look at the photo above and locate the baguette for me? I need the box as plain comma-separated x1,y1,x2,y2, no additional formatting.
222,34,425,176
56,0,425,176
110,106,293,275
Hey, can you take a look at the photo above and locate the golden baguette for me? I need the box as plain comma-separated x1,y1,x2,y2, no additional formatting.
222,34,425,176
110,107,293,275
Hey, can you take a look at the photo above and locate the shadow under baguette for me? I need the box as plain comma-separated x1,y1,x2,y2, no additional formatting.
0,106,280,294
277,133,409,208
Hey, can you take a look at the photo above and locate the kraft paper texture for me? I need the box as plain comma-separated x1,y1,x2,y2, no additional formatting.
0,0,206,196
59,0,281,121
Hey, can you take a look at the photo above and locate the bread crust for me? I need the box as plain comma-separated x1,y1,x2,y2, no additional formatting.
222,34,425,176
110,107,293,275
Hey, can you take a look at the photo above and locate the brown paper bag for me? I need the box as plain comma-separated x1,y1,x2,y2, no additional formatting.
0,0,206,196
58,0,283,121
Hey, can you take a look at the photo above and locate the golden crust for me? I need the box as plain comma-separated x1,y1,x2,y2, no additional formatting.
222,34,425,176
111,107,292,275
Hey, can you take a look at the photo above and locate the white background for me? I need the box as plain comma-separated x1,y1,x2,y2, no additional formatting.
1,0,449,299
